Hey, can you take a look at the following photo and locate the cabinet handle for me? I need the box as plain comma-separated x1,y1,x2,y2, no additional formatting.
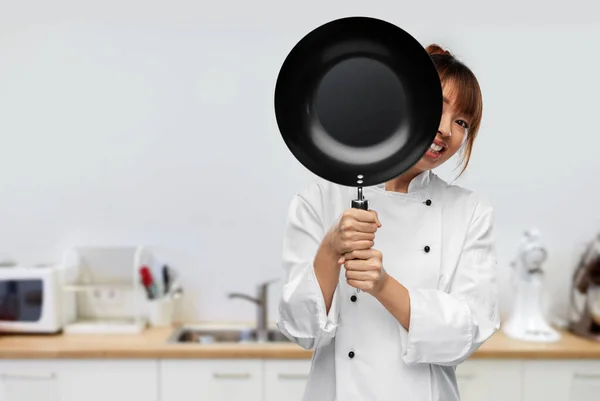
213,372,251,379
574,372,600,379
278,373,309,380
1,372,56,380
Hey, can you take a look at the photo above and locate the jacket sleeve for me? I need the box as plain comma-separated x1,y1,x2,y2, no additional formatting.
398,200,500,366
276,185,341,350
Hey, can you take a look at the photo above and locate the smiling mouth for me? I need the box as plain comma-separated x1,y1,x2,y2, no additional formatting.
428,141,446,156
429,143,444,153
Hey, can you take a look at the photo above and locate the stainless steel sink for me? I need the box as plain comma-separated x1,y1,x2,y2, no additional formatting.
166,326,292,344
168,279,288,344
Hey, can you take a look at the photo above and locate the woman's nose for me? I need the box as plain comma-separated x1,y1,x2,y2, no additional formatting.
438,127,451,138
438,128,450,138
438,117,452,137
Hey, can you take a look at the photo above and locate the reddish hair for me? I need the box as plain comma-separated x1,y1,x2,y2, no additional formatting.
426,44,483,177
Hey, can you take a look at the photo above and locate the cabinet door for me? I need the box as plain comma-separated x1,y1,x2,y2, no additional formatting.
456,360,523,401
59,360,159,401
0,361,61,401
160,359,263,401
524,360,600,401
264,360,311,401
0,359,158,401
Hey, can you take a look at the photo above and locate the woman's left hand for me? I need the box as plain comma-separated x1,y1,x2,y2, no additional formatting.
341,249,388,295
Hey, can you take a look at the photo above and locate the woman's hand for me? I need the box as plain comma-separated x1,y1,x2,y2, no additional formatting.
325,208,381,256
314,208,380,314
341,249,388,295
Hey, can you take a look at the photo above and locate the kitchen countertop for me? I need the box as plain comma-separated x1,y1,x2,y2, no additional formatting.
1,325,600,360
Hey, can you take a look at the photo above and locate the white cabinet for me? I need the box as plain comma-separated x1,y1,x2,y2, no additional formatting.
0,361,60,401
524,360,600,401
59,360,158,401
456,360,523,401
160,360,263,401
3,357,600,401
264,360,312,401
0,360,158,401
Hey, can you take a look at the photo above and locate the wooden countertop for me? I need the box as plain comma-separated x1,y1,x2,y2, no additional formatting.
1,325,600,359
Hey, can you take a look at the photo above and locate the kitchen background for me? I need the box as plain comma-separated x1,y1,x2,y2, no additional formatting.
1,0,599,329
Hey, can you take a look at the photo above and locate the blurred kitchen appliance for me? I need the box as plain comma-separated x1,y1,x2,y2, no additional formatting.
60,246,150,334
0,263,73,333
568,234,600,342
503,228,561,342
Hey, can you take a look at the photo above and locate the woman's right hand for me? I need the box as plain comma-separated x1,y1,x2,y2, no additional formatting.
326,208,382,257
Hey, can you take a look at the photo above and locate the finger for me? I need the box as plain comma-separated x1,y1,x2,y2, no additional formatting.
344,249,376,261
345,258,382,272
344,249,382,261
340,220,378,234
343,259,370,271
346,279,369,292
344,208,380,224
341,230,375,241
353,221,379,234
369,209,382,227
355,240,376,250
341,240,374,255
345,269,375,281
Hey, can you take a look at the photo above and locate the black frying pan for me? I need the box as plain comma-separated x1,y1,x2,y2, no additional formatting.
274,16,443,210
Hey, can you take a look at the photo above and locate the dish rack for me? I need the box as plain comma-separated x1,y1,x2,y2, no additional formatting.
60,246,152,334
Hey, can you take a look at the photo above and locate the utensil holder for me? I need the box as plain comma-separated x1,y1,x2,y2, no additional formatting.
148,297,175,327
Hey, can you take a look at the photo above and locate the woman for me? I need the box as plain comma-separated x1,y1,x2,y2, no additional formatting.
276,44,500,401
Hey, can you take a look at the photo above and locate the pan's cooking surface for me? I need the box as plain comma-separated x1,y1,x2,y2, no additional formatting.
274,16,442,187
313,57,407,148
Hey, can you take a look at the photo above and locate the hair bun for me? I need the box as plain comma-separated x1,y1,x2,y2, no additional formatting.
425,44,452,57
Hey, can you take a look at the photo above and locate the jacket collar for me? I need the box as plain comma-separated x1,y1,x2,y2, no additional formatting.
407,169,433,193
375,169,433,194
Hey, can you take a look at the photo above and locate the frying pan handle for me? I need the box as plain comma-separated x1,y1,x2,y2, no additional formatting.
351,187,369,210
350,186,368,296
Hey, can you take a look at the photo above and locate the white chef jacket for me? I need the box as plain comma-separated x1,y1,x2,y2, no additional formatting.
276,169,500,401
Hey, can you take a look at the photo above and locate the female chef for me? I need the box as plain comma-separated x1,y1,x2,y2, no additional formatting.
277,44,500,401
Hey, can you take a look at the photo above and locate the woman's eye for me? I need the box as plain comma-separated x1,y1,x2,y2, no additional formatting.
456,120,469,129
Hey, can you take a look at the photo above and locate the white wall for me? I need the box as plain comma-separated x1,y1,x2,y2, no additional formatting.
1,1,599,327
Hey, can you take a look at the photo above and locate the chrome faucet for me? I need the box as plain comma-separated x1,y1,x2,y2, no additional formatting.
228,279,277,342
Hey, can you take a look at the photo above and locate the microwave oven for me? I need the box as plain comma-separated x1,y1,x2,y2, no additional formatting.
0,264,65,333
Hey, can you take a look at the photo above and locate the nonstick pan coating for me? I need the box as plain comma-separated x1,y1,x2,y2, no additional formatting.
274,16,443,188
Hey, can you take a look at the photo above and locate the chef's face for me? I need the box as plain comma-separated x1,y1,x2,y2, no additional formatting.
414,80,470,170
